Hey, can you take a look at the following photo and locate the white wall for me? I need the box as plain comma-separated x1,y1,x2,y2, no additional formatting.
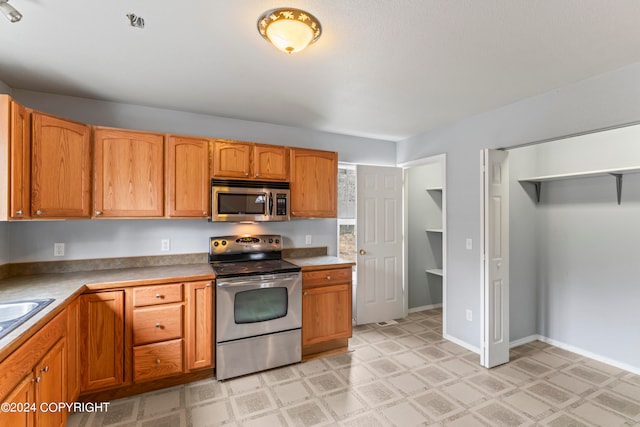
0,80,11,95
6,90,395,263
397,60,640,352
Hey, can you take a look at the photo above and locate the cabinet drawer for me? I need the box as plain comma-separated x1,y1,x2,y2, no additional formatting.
302,267,352,288
133,339,184,382
133,283,183,307
133,304,183,345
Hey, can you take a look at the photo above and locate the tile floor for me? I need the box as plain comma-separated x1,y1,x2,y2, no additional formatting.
66,308,640,426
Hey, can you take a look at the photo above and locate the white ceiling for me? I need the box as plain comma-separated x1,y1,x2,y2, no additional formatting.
2,1,640,141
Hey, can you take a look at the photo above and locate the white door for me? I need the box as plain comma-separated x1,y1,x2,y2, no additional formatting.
355,165,404,325
480,149,510,368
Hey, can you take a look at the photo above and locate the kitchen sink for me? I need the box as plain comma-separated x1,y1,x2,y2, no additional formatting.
0,299,55,340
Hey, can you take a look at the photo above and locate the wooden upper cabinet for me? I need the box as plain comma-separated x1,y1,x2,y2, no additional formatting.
166,135,210,218
94,127,164,217
212,140,289,181
212,140,252,179
1,98,31,220
254,144,288,180
31,111,91,218
290,148,338,218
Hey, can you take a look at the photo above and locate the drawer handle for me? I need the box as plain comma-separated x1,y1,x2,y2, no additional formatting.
155,359,161,365
155,323,162,328
155,293,162,298
40,365,49,373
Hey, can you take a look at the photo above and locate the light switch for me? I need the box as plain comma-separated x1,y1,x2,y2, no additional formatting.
466,238,472,250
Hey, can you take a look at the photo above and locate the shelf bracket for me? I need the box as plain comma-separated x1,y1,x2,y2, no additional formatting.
533,182,541,203
610,173,622,205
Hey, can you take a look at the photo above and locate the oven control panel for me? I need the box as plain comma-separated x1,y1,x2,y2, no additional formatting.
210,234,282,256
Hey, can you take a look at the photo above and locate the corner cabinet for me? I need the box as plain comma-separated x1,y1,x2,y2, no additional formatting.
93,127,165,218
290,148,338,218
302,265,352,359
166,135,210,218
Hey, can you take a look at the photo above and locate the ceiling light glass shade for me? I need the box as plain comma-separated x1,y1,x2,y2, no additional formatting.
0,0,22,23
257,8,321,54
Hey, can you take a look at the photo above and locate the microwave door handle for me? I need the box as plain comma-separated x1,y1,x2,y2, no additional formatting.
269,192,273,216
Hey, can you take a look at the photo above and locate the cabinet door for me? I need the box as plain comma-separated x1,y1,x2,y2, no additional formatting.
167,135,210,217
212,141,251,178
253,144,288,180
36,339,66,427
80,291,125,391
302,284,352,346
290,148,337,218
31,112,91,218
186,281,214,370
94,128,164,217
0,374,35,427
9,100,30,219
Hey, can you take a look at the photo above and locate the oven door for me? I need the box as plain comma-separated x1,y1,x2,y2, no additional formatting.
216,272,302,343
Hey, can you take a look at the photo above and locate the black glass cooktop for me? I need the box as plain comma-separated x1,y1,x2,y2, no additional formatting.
211,259,300,278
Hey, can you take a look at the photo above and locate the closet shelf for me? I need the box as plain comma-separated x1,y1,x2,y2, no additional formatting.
519,166,640,205
425,228,443,233
425,268,443,277
425,187,443,191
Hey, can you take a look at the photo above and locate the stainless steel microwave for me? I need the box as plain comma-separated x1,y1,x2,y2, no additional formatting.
211,179,290,222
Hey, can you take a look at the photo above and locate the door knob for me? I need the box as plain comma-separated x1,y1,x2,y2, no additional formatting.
359,249,366,255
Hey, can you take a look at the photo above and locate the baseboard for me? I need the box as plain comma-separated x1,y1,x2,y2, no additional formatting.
408,303,442,313
509,334,541,348
536,335,640,376
443,333,480,354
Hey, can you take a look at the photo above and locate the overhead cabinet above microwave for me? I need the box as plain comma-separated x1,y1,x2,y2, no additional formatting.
212,140,289,181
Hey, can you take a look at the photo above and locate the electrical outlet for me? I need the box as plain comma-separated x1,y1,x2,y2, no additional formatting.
466,238,473,250
54,243,65,257
305,235,312,245
161,239,170,251
466,309,473,322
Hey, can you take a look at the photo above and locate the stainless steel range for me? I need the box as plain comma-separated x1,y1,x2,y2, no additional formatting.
210,234,302,380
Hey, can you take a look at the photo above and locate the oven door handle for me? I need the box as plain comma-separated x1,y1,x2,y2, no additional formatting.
268,192,273,216
217,273,300,288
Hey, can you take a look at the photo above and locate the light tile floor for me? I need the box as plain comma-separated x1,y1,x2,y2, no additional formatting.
66,308,640,426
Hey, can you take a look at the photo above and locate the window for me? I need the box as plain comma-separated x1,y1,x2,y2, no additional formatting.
338,164,356,262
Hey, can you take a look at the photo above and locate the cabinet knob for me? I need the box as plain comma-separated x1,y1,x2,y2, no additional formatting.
326,275,331,280
244,172,249,177
15,209,23,215
33,376,41,383
359,249,366,255
155,359,161,365
40,365,49,373
35,210,42,216
95,211,103,216
291,212,296,217
203,211,208,216
255,173,260,177
155,323,161,328
155,293,162,298
303,292,308,297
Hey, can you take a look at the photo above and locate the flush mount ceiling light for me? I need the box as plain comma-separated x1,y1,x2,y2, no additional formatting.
257,8,321,54
0,0,22,23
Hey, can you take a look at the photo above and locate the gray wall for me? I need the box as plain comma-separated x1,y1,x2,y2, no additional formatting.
509,128,640,369
407,161,443,309
397,60,640,351
5,90,396,263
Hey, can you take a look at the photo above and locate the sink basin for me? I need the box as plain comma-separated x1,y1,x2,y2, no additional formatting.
0,298,55,340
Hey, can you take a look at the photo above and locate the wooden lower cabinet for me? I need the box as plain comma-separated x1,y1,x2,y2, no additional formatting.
80,291,125,392
301,266,353,358
77,279,214,400
186,281,214,370
0,309,67,427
